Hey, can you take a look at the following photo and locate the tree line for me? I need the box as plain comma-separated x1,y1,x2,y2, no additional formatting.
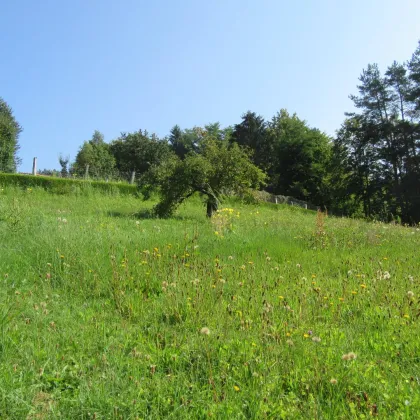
1,41,419,222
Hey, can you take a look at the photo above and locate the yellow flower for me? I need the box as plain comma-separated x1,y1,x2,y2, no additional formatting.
360,284,367,289
278,295,284,300
351,291,357,295
234,385,240,392
403,314,410,319
303,333,310,338
338,297,344,302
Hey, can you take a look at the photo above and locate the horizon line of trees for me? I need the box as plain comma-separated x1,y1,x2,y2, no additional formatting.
1,40,419,222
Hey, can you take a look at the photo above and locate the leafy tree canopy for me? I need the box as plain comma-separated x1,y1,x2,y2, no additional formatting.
110,130,171,180
0,97,22,172
141,134,266,218
72,130,116,179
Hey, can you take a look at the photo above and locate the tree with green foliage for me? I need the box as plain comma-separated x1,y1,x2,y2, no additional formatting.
72,130,116,179
0,97,22,172
267,109,332,207
169,123,232,160
231,111,272,171
110,130,171,181
408,40,420,112
141,137,266,218
336,41,420,222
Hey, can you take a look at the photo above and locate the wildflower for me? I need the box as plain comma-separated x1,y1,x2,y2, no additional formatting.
228,256,234,260
278,295,284,300
200,327,210,335
234,385,240,392
403,314,410,319
312,336,321,343
383,271,391,280
342,352,357,361
338,297,344,302
263,303,273,313
360,284,367,289
407,291,414,299
303,334,310,338
266,256,271,262
330,378,338,385
351,291,357,295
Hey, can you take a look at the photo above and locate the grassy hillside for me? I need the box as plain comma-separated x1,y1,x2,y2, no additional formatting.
0,187,419,418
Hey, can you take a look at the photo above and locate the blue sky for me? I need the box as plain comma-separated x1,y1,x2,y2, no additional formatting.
2,0,420,172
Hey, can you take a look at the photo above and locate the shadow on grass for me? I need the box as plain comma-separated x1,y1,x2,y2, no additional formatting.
107,209,155,220
107,209,203,222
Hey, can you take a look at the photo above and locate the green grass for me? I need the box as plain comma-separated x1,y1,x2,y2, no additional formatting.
0,186,419,419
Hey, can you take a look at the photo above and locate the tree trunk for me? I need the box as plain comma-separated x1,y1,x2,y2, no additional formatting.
206,195,219,218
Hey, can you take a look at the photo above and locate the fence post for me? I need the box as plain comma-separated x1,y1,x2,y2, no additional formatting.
32,157,37,176
85,164,89,179
130,171,136,185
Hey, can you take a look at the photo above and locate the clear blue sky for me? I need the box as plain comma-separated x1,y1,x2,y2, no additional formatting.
2,0,420,172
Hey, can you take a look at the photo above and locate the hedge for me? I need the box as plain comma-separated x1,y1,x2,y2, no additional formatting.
0,173,138,196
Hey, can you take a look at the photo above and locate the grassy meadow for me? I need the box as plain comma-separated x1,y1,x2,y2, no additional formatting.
0,186,419,419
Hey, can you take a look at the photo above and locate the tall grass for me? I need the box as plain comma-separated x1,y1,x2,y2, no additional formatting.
0,186,419,418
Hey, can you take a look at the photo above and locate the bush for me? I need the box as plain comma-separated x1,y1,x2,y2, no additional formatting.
0,173,138,196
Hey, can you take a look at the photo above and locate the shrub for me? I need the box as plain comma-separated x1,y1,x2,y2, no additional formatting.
0,173,138,196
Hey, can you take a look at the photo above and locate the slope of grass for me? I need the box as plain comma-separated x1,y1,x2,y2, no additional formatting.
0,187,419,418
